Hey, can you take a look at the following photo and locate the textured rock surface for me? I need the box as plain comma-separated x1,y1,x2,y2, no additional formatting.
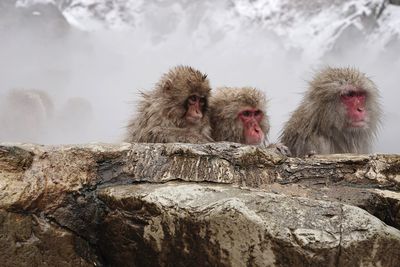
98,182,400,267
0,210,96,267
1,142,400,266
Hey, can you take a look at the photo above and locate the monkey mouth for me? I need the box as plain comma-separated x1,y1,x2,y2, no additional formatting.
349,120,367,128
186,115,202,124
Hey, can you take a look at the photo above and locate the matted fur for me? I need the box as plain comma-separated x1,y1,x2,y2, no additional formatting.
280,67,382,157
125,65,212,143
209,87,270,144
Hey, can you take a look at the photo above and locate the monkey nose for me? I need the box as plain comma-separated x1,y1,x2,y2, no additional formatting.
194,109,203,118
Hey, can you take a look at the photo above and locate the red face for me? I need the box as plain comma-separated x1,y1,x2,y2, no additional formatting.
185,94,206,124
340,89,367,128
238,108,265,145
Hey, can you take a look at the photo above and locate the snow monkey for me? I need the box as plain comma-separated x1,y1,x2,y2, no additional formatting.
209,87,269,145
125,65,213,143
280,67,382,157
0,89,54,142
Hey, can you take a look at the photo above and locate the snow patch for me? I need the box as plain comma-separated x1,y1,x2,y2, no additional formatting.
10,0,400,57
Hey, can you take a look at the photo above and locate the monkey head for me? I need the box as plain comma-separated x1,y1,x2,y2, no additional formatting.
307,67,381,132
237,107,265,145
125,65,213,144
158,65,211,127
210,87,269,145
280,67,382,156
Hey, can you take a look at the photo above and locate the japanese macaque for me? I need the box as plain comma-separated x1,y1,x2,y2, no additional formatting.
209,87,269,145
55,97,94,144
125,65,213,143
280,67,382,157
58,97,93,127
0,89,54,142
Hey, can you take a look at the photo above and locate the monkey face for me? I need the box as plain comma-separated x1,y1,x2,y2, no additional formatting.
185,94,206,125
340,88,369,128
238,108,265,145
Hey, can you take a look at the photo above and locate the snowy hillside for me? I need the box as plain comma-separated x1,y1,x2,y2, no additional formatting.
1,0,400,152
13,0,400,58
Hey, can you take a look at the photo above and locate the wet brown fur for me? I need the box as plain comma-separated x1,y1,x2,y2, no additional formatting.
280,67,382,157
209,87,270,144
125,65,213,143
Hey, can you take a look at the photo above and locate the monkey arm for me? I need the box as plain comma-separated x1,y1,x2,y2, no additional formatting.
200,126,214,142
266,143,292,157
303,136,332,156
149,126,213,144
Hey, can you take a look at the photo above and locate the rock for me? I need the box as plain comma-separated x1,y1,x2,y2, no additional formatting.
0,142,400,266
97,182,400,267
0,1,71,37
0,210,97,267
259,184,400,229
389,0,400,6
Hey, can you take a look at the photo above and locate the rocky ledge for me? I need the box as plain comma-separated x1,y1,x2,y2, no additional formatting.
0,142,399,267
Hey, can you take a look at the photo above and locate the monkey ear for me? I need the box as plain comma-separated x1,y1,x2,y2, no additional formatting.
163,80,173,92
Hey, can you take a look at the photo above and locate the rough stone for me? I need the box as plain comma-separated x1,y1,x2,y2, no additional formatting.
0,142,399,266
97,182,400,267
0,210,97,267
389,0,400,6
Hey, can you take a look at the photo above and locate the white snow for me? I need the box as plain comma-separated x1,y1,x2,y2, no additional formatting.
14,0,400,56
16,0,54,7
2,0,400,152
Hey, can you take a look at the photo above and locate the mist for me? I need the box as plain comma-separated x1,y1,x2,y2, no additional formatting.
1,1,399,153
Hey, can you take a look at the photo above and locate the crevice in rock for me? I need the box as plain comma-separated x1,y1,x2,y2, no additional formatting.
6,208,95,248
45,214,105,266
336,204,344,267
0,209,104,267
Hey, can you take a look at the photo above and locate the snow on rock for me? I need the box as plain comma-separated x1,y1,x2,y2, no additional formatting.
7,0,400,59
232,0,384,57
372,2,400,46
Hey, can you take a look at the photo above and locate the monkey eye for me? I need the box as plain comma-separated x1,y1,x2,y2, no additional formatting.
344,91,356,97
254,110,262,116
199,97,206,106
242,111,251,117
189,95,198,102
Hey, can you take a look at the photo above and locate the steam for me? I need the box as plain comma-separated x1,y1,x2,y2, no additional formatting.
0,1,399,153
